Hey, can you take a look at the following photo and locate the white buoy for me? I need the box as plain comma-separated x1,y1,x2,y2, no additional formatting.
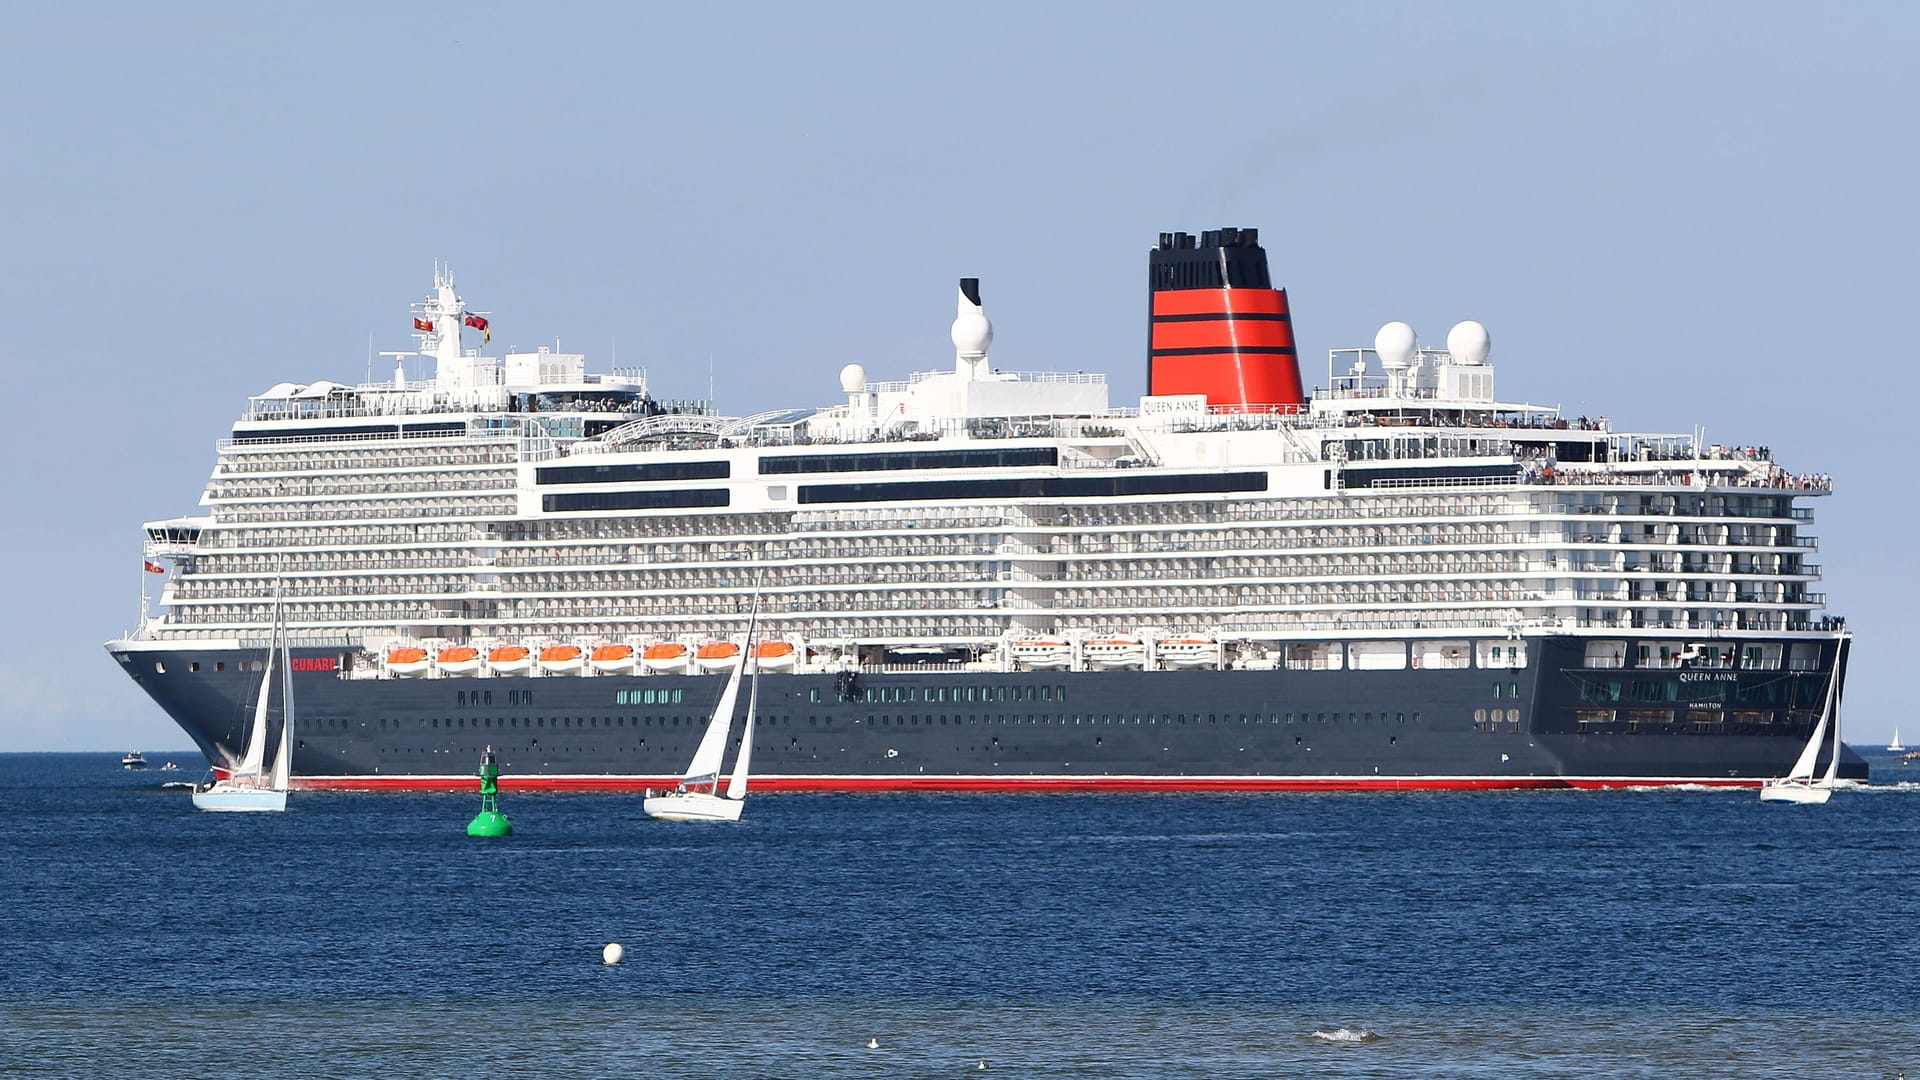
602,942,624,965
867,1038,879,1049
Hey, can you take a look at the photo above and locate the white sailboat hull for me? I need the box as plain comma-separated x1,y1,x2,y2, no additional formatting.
1758,781,1833,805
191,784,288,812
642,792,743,822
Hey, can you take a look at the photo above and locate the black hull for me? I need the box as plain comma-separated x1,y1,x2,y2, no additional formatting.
108,634,1862,790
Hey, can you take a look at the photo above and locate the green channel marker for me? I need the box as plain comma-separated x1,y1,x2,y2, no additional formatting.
467,746,513,837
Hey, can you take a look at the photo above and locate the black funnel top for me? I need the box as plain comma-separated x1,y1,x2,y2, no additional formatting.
1149,228,1272,291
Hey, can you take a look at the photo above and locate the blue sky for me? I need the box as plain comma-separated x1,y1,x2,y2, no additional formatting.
1,2,1912,751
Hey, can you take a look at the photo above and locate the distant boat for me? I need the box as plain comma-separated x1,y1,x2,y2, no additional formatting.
645,593,761,823
1890,728,1906,753
160,761,180,772
193,589,293,813
1761,633,1846,805
121,751,148,770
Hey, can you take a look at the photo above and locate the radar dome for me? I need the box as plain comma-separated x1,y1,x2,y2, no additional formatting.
1374,321,1417,371
951,311,993,356
839,363,868,394
1446,321,1491,366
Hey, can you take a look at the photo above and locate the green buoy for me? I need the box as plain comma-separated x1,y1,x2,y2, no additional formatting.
467,746,513,837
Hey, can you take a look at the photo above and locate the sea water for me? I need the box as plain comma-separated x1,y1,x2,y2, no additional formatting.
2,752,1916,1078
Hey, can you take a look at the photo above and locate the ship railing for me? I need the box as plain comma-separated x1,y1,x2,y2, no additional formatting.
1359,474,1520,491
217,425,526,451
579,412,730,451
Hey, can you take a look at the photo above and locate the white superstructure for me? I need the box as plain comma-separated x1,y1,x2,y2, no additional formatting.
125,269,1836,683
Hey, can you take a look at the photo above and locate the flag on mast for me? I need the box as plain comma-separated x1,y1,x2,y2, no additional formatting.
413,318,433,332
144,560,165,574
465,313,490,343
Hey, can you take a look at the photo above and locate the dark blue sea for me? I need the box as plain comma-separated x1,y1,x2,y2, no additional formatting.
3,753,1917,1078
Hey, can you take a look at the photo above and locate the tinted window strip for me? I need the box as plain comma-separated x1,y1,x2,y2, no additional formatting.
537,460,731,485
542,489,731,512
796,472,1266,504
760,446,1058,476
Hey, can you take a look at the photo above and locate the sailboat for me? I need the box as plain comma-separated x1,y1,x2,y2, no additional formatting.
1890,728,1906,753
643,603,760,823
193,590,294,812
1760,633,1847,805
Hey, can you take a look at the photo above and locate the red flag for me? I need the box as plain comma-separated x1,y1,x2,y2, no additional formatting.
465,314,490,343
413,318,433,332
144,560,165,574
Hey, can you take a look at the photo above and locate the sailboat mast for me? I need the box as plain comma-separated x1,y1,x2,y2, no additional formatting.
1819,632,1847,786
726,582,765,801
270,584,294,790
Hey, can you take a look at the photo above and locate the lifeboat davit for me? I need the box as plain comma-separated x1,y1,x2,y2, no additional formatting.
642,642,691,674
589,643,637,675
436,646,482,677
538,644,585,675
1157,636,1221,668
754,640,798,672
1009,637,1072,670
1084,636,1147,670
695,641,741,673
386,646,431,677
487,644,531,675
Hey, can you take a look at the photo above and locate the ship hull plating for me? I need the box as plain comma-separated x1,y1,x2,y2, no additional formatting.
110,635,1863,791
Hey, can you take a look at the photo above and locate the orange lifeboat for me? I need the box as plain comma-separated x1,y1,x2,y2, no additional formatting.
538,644,585,675
436,645,482,677
386,646,431,677
754,640,798,672
589,643,637,675
487,644,532,675
695,640,741,673
642,642,691,674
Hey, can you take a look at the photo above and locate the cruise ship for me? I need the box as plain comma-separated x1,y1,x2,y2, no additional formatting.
107,228,1861,790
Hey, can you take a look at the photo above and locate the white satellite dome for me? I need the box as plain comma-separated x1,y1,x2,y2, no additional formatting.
951,310,993,356
1446,320,1491,366
839,363,868,394
1374,321,1417,371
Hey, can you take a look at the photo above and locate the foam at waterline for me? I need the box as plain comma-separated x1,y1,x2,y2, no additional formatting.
1310,1027,1382,1043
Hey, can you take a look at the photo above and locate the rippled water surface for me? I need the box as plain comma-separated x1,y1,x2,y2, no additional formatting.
3,753,1917,1077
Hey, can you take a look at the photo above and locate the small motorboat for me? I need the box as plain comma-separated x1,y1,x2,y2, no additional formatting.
1084,636,1147,669
1157,636,1221,668
1009,638,1072,670
121,750,148,770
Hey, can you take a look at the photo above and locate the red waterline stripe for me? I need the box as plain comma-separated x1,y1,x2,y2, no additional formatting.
295,774,1763,793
